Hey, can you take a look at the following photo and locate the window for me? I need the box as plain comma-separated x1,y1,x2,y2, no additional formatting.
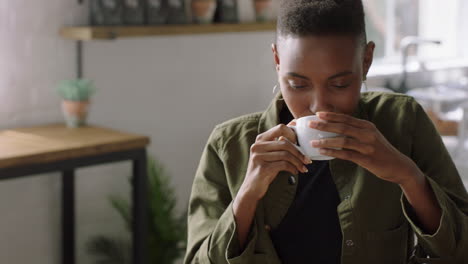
363,0,468,66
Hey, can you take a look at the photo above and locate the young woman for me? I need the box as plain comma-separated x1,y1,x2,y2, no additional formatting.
184,0,468,263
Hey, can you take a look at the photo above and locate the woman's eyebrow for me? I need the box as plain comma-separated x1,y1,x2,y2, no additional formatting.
286,71,354,80
286,72,309,80
328,71,354,80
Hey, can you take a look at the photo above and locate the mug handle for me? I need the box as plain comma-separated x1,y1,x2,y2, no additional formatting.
287,124,307,156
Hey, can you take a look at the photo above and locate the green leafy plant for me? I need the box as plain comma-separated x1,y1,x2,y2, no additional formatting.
87,157,187,264
57,79,96,101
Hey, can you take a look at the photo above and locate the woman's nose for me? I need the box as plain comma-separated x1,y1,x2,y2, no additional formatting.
309,91,335,114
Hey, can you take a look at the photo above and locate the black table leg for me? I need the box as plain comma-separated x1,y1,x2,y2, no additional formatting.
62,169,75,264
133,150,148,264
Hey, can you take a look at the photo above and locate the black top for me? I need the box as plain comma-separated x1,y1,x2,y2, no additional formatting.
270,161,343,264
271,107,342,264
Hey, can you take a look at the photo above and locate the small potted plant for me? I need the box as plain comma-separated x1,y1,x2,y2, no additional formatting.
57,79,96,128
253,0,273,22
191,0,217,24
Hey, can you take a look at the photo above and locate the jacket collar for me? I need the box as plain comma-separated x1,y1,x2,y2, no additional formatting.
257,92,284,134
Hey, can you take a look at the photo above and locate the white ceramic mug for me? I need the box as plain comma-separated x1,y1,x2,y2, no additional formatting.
288,115,341,160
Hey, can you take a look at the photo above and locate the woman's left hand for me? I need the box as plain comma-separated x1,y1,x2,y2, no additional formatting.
310,111,420,185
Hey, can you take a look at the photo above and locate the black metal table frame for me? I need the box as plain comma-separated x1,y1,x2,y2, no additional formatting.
0,148,147,264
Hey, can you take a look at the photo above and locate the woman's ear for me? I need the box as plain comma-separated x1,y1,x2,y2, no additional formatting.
363,41,375,77
272,43,280,72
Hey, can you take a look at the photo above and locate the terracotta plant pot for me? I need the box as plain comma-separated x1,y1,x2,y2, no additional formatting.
191,0,217,24
61,100,90,128
254,0,272,22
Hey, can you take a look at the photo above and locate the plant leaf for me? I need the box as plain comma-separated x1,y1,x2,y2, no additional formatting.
86,235,130,264
86,155,187,264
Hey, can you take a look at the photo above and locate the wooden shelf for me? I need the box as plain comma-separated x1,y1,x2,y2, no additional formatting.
60,22,276,40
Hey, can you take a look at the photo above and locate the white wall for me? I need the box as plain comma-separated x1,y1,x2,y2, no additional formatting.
84,30,277,203
0,0,277,263
0,1,87,263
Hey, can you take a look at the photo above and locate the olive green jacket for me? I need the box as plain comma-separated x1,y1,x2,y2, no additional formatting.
184,92,468,264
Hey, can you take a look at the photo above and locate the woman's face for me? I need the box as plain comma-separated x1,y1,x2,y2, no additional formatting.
272,35,375,118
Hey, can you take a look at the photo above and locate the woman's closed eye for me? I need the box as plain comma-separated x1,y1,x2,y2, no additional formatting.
288,79,308,89
330,78,353,89
331,83,351,89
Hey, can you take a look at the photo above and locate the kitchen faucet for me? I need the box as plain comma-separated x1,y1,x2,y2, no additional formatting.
386,36,442,93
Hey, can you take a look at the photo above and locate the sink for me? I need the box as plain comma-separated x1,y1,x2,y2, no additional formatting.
407,86,468,121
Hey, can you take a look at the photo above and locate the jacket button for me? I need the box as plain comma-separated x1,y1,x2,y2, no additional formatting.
288,175,296,185
264,225,271,231
346,240,354,247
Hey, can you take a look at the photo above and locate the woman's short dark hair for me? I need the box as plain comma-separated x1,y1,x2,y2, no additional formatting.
277,0,367,45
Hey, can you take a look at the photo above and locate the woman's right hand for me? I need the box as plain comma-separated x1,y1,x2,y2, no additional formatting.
239,122,313,201
233,121,312,249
